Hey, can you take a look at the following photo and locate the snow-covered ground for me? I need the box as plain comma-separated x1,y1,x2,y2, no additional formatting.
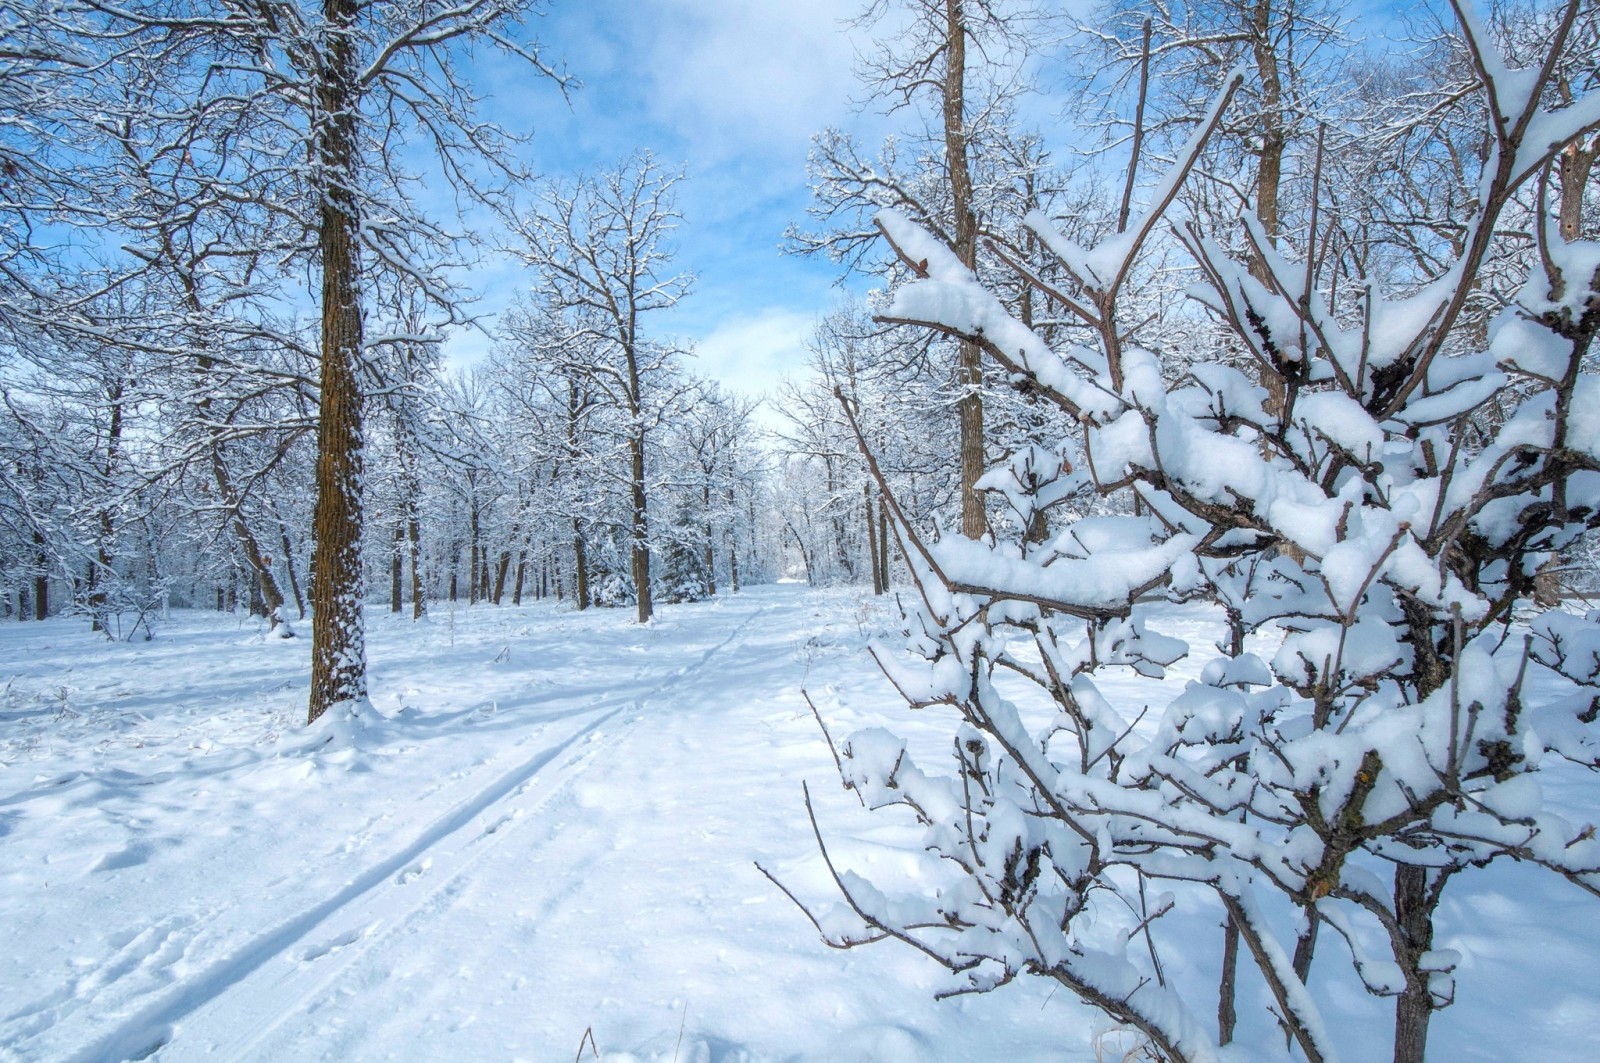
0,584,1595,1062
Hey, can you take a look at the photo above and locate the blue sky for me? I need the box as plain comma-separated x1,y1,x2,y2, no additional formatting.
445,0,884,408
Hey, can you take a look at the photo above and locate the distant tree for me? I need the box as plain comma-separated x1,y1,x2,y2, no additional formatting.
508,154,694,624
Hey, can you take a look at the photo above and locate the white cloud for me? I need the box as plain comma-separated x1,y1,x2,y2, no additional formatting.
635,0,866,159
690,306,816,427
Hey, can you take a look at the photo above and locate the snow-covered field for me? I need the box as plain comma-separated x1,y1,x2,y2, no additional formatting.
1,584,1595,1062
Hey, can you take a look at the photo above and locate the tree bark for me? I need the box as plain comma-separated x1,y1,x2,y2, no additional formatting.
727,486,741,594
281,528,307,619
307,0,368,724
573,525,591,610
1249,0,1290,423
468,501,481,605
493,547,512,604
1218,914,1240,1045
878,494,892,591
90,379,125,634
703,482,717,596
866,482,884,594
390,523,404,612
1393,864,1440,1063
631,432,652,622
945,0,985,540
407,510,424,620
33,531,48,620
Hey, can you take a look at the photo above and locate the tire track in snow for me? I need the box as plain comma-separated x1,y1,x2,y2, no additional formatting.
56,602,772,1063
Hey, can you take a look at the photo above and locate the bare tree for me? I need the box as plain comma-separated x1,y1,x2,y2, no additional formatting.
794,0,1050,540
508,153,693,624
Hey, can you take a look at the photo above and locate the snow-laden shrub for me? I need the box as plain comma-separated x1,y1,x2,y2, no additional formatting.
786,7,1600,1063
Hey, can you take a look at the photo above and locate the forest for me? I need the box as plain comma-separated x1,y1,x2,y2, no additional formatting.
3,0,1600,1061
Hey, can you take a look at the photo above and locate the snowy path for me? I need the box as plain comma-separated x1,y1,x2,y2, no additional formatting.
2,586,1597,1062
144,602,772,1063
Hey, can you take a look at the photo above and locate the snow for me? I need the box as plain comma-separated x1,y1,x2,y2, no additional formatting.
1,587,1597,1062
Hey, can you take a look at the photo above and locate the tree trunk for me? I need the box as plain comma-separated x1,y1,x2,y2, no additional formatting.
573,525,591,610
1218,914,1240,1045
513,551,527,605
33,532,47,620
944,0,985,540
391,524,404,612
630,433,653,623
468,504,481,605
1249,0,1290,423
307,0,368,724
703,482,717,597
866,483,883,594
1393,864,1441,1063
407,510,424,620
282,528,307,620
492,548,512,604
878,494,892,591
726,486,740,594
90,380,125,634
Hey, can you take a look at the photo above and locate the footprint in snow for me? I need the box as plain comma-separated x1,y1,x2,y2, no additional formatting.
394,857,432,885
298,923,374,963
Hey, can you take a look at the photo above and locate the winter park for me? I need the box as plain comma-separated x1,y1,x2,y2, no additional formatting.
4,1,1600,1061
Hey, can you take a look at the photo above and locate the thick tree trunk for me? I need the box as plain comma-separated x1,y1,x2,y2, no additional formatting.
307,0,368,724
945,0,985,540
492,548,512,604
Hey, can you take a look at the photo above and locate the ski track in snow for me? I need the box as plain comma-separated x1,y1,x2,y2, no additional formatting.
56,603,775,1063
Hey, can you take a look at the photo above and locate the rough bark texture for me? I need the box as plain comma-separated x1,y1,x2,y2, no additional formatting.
573,524,590,610
945,0,985,540
1392,864,1438,1063
307,0,367,724
1249,0,1289,423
